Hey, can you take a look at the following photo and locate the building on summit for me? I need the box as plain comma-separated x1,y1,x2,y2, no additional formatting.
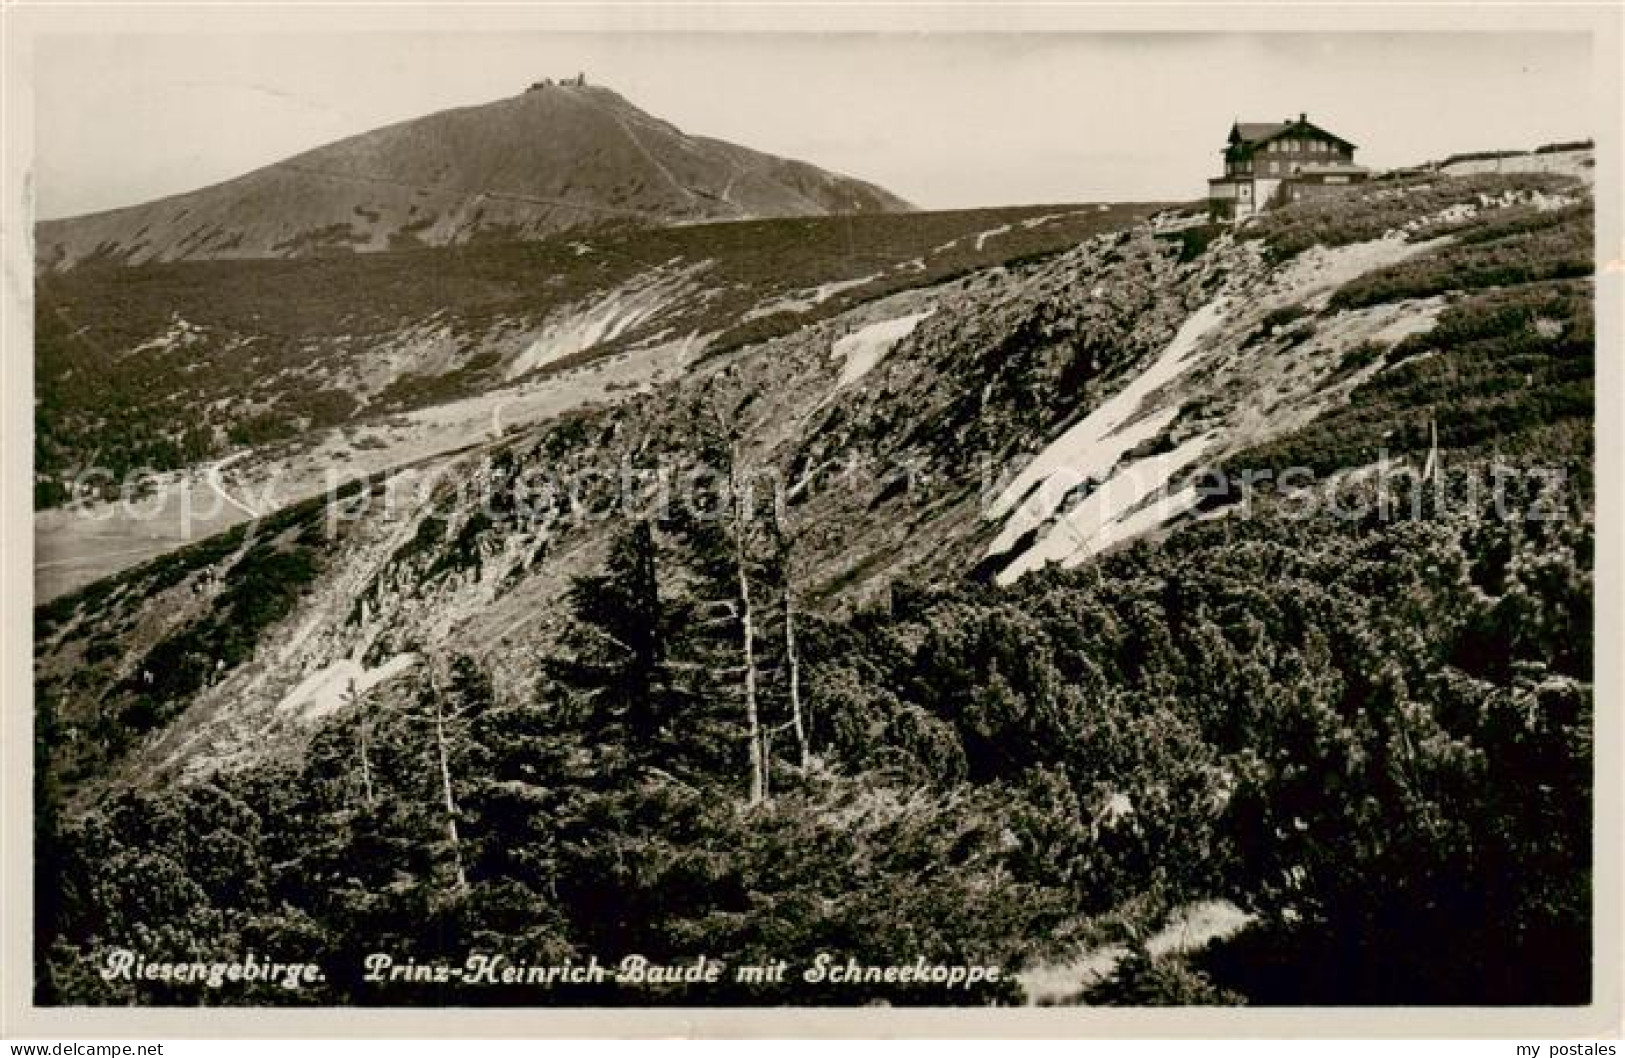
528,73,589,92
1208,113,1370,221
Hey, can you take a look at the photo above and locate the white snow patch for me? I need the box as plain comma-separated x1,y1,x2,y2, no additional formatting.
813,274,879,303
1018,899,1254,1006
996,432,1214,585
124,314,205,360
507,297,661,379
1069,472,1207,565
742,274,880,321
987,298,1229,569
1370,303,1443,344
276,653,419,723
1020,212,1066,230
1388,187,1581,242
1152,211,1213,234
989,405,1178,554
831,311,934,388
634,331,710,372
974,223,1013,251
505,265,704,381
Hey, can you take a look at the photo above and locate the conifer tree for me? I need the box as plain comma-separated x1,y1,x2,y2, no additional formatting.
549,519,679,753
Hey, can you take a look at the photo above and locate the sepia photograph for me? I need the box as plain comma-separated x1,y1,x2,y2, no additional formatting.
3,2,1620,1041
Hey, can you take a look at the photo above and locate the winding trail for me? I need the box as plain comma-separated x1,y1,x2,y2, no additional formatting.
608,112,698,205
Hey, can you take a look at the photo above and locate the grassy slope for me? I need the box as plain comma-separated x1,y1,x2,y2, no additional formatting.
36,202,1164,506
1224,176,1592,485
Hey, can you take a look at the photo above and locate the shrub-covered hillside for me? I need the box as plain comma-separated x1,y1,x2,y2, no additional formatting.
34,169,1594,1006
35,203,1158,508
38,460,1591,1005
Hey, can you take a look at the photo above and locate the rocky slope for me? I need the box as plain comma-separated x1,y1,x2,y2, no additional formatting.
36,167,1591,790
35,81,911,271
34,168,1595,1006
35,202,1159,600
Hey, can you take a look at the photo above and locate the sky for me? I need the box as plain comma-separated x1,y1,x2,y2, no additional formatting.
33,32,1595,219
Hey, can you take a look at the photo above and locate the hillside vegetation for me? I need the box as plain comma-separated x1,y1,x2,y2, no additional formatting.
35,170,1593,1006
36,202,1158,509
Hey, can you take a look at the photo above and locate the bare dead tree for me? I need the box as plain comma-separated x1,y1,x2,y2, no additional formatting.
784,595,807,769
730,447,767,806
346,678,376,809
773,503,810,771
1422,412,1440,486
700,390,772,806
423,660,469,893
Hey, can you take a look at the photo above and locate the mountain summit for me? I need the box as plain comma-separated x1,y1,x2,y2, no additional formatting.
36,81,913,270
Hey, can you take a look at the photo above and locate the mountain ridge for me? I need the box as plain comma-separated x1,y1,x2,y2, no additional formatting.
36,82,913,270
